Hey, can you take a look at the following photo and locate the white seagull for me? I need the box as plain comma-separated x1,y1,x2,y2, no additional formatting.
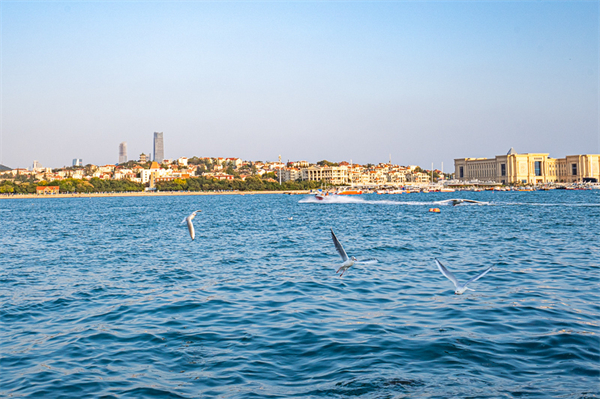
435,258,493,295
182,210,202,240
330,229,377,277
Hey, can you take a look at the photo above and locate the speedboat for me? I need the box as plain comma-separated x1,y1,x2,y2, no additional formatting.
315,192,332,200
443,199,485,206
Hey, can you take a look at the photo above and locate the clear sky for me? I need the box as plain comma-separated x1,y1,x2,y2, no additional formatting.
1,1,598,169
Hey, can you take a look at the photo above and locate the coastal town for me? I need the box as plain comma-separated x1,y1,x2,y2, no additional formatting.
1,153,598,196
1,133,598,195
0,154,452,195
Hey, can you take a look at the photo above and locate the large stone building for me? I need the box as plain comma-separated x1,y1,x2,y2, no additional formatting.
301,165,349,185
454,148,600,184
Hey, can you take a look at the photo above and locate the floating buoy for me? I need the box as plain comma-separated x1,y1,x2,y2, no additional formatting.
429,208,441,213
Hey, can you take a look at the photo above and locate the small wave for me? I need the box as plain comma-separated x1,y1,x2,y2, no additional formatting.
495,202,600,207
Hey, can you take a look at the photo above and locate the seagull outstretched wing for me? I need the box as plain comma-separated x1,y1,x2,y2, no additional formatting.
330,229,348,262
355,258,378,265
465,266,493,286
435,258,459,289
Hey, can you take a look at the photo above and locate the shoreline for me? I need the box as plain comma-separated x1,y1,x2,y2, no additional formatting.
1,185,597,200
0,190,311,200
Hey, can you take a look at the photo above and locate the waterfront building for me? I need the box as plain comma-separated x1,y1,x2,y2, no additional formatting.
153,132,164,164
386,169,409,184
36,186,60,195
73,159,83,167
279,167,301,182
119,142,127,164
301,165,349,185
409,172,431,183
140,161,165,186
454,148,600,184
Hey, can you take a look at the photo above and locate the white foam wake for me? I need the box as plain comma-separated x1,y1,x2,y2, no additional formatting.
298,196,482,206
298,195,599,207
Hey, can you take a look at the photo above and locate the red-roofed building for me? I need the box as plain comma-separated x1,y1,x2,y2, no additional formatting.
36,186,59,195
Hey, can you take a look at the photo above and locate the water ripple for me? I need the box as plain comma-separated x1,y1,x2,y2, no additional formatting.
1,191,598,398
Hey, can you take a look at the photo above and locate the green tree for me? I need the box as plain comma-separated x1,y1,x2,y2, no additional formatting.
0,182,15,193
317,160,338,167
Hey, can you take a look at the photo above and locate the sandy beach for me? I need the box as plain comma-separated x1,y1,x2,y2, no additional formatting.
0,190,311,200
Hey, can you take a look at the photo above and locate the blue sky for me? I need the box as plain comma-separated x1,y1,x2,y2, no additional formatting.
1,1,598,169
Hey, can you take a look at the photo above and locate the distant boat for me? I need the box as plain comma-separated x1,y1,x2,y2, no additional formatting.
337,190,362,195
441,199,486,206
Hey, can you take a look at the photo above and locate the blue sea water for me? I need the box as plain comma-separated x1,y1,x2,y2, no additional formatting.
1,190,599,398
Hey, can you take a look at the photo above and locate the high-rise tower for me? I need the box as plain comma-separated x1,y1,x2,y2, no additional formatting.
153,132,164,164
119,142,128,164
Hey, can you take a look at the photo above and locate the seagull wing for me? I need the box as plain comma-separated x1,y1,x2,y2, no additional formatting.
464,266,493,286
187,218,195,240
355,258,378,265
435,259,459,288
330,229,348,262
181,216,188,224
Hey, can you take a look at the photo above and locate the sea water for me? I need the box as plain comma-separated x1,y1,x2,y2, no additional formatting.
1,190,598,398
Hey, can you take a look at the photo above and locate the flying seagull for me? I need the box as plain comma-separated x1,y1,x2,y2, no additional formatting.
435,258,493,294
330,229,377,277
182,210,202,240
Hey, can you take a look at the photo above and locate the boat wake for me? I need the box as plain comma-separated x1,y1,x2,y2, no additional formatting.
298,196,599,207
298,196,490,206
498,202,600,207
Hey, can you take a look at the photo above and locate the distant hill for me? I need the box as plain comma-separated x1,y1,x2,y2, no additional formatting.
0,164,11,171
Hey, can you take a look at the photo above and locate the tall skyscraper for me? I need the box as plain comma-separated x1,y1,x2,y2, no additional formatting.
153,132,164,164
73,159,83,167
119,142,128,164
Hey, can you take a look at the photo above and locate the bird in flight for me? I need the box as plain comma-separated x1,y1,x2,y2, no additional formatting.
330,229,377,277
182,210,202,240
434,258,493,294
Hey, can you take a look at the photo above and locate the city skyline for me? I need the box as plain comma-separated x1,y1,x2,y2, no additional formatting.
6,138,600,171
1,1,598,169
